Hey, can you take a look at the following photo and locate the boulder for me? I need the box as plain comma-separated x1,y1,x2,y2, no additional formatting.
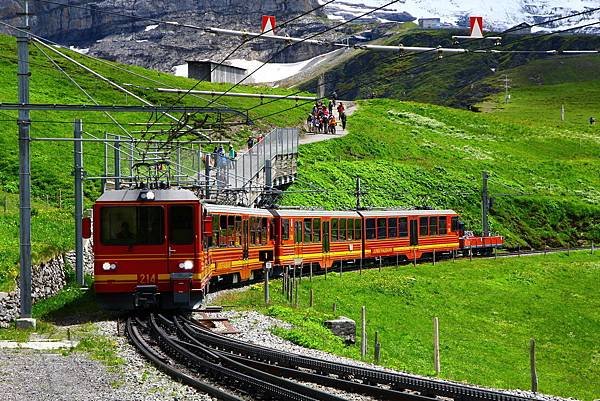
324,316,356,344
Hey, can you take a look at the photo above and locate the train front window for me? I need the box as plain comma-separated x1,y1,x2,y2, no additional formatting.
170,206,194,245
101,206,164,246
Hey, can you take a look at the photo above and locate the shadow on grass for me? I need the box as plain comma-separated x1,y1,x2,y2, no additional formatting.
33,275,124,326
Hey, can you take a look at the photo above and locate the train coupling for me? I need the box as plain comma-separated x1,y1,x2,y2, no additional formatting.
134,285,160,309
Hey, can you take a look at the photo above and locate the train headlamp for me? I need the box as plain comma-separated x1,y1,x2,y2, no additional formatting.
178,260,194,270
102,262,117,271
138,189,155,201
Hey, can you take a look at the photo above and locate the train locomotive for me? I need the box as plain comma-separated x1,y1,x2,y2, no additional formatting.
87,187,503,310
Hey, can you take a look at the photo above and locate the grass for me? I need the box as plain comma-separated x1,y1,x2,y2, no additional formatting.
0,32,314,290
281,98,600,248
215,252,600,401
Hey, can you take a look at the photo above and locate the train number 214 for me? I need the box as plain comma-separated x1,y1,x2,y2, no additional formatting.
137,273,157,284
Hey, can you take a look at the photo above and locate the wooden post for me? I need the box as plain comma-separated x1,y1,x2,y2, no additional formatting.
452,250,455,262
361,306,367,359
294,279,298,307
433,250,436,266
359,255,363,275
494,247,497,259
592,241,595,255
339,259,343,277
518,245,521,257
396,253,399,267
379,257,382,272
325,265,328,280
530,338,538,393
469,248,473,261
433,317,440,376
309,262,313,281
310,288,314,307
374,331,381,363
332,302,336,313
264,265,270,305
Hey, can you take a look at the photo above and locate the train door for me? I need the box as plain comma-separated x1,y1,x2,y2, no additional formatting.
167,205,196,273
242,219,249,260
409,219,419,246
167,205,196,305
322,220,330,267
294,219,302,258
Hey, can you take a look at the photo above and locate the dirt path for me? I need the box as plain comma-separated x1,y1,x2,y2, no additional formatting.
300,101,358,145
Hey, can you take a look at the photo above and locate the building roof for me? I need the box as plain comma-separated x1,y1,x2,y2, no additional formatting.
185,59,247,72
96,188,199,202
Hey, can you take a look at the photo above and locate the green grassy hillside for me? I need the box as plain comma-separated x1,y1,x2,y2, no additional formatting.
299,27,600,108
0,33,313,290
217,252,600,401
282,98,600,247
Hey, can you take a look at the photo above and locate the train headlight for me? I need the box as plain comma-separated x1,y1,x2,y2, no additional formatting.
138,189,155,201
145,190,155,200
102,262,117,270
178,260,194,270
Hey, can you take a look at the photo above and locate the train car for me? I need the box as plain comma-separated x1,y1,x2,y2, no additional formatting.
92,188,207,309
270,209,362,270
202,203,275,285
460,233,504,255
358,210,462,262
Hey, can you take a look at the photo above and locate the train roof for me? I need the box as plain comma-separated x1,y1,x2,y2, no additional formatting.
96,188,199,202
358,209,458,217
201,203,273,217
272,209,361,218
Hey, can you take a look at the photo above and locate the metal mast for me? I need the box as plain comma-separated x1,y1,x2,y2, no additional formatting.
482,171,490,237
17,0,34,327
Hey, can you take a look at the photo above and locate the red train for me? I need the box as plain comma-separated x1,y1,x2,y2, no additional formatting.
85,188,502,309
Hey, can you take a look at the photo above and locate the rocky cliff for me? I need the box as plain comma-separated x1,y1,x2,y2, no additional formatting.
1,0,339,71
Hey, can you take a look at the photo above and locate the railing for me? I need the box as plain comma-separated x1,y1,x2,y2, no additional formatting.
213,127,299,191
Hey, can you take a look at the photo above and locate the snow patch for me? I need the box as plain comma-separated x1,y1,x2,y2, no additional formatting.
144,24,159,32
68,45,89,55
172,63,188,77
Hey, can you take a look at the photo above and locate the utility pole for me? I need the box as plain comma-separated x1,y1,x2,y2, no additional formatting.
74,119,84,287
16,0,35,329
504,75,510,104
355,176,362,210
482,171,490,237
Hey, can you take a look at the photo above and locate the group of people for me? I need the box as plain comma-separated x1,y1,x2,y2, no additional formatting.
246,133,264,150
307,93,347,135
212,144,236,169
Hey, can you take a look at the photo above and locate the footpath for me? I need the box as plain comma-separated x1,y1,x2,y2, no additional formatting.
300,101,357,145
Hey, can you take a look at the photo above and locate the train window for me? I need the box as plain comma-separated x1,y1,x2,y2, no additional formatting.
101,206,164,246
260,218,268,245
377,218,387,239
429,217,438,236
313,219,321,242
211,215,219,247
399,217,408,237
219,215,228,247
282,219,290,240
439,216,447,235
388,218,397,238
250,217,257,245
339,218,346,240
294,220,302,244
331,219,338,241
355,219,362,240
366,218,376,240
169,206,194,245
419,217,428,236
451,216,459,232
235,216,242,246
304,219,312,243
347,219,354,240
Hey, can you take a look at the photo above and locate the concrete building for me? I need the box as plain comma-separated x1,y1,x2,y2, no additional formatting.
418,18,441,29
186,60,247,84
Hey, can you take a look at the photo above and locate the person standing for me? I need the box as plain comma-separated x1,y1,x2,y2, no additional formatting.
337,102,345,120
340,111,347,130
247,136,255,150
328,100,333,115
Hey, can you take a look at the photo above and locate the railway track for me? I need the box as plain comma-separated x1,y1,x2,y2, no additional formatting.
128,313,542,401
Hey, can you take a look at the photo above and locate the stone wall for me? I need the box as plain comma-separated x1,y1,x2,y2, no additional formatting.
0,240,93,328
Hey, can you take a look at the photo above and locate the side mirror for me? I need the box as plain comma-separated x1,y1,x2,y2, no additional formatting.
203,217,213,236
82,217,92,239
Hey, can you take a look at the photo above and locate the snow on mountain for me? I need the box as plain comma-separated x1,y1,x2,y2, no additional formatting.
320,0,600,32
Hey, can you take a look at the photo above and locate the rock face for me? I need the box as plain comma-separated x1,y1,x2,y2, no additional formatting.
0,0,335,72
324,316,356,344
0,240,94,328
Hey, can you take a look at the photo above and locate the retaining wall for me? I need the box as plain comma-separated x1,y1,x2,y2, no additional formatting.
0,240,93,328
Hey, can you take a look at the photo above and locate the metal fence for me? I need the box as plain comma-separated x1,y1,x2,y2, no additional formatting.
214,127,299,190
